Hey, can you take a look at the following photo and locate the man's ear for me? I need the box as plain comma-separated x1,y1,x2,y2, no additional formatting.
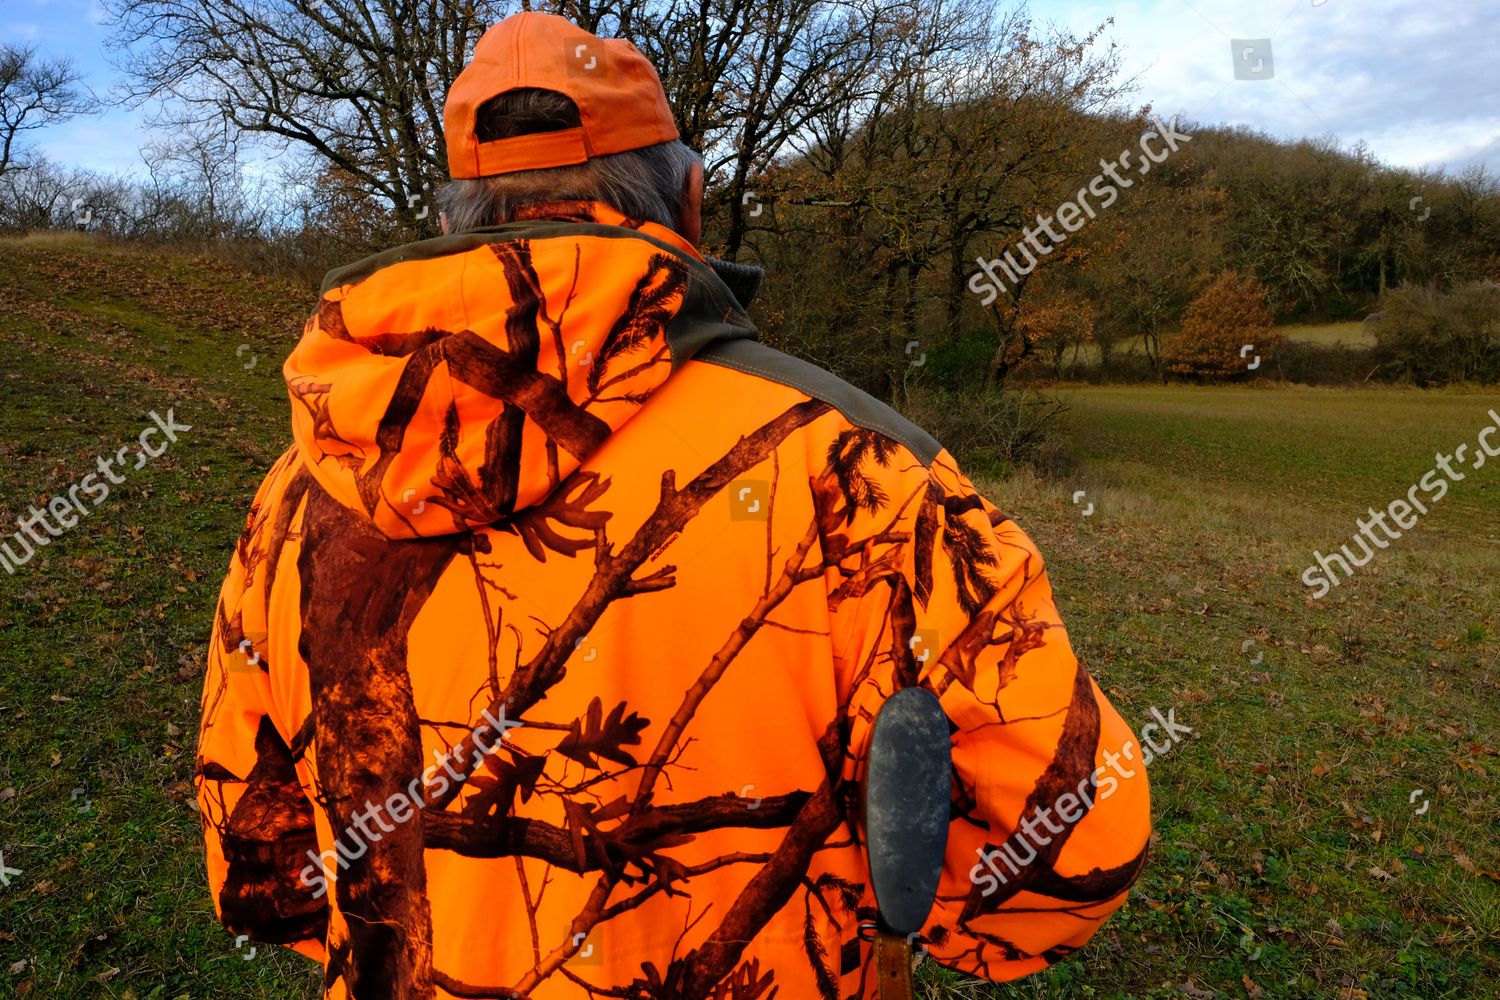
440,211,451,236
678,159,703,247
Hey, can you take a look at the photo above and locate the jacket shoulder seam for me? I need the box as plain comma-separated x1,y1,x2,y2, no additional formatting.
694,340,943,466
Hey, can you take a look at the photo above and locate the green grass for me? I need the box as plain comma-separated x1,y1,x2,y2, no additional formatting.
1,239,1496,998
0,235,322,998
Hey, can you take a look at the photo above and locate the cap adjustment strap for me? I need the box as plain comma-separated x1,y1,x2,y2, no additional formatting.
471,126,590,177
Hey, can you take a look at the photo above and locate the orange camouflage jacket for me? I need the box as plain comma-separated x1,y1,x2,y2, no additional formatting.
196,200,1151,999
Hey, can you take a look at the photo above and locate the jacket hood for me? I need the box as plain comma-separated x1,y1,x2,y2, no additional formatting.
283,201,759,540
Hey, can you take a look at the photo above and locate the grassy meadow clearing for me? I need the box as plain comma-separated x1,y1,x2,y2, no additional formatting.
0,236,1495,999
1277,322,1378,349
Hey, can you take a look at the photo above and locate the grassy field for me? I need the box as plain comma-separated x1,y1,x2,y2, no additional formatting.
0,236,1495,998
1277,321,1377,348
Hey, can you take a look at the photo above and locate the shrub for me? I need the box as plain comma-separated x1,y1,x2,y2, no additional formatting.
1161,271,1279,380
1274,341,1381,386
897,385,1068,479
1371,282,1500,385
921,326,997,392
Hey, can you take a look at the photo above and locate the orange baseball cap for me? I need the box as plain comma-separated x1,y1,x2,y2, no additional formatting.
444,12,680,179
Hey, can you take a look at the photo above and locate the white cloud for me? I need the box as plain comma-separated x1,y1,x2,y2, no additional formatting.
2,22,43,41
1043,0,1500,176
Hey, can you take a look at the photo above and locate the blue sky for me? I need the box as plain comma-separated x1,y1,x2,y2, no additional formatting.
1,0,138,171
4,0,1499,178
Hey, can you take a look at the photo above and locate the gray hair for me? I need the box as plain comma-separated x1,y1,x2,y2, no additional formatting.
438,87,699,234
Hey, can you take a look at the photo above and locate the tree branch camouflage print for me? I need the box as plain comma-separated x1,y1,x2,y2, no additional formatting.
196,201,1151,1000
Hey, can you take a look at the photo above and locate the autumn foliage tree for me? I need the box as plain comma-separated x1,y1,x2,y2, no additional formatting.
751,3,1128,401
1019,284,1096,376
1161,271,1277,380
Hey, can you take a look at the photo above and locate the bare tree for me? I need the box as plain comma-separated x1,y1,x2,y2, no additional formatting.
137,122,279,239
0,155,73,229
0,45,97,175
103,0,899,246
105,0,508,235
630,0,899,259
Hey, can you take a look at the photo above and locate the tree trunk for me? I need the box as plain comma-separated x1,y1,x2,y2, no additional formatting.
298,486,463,999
